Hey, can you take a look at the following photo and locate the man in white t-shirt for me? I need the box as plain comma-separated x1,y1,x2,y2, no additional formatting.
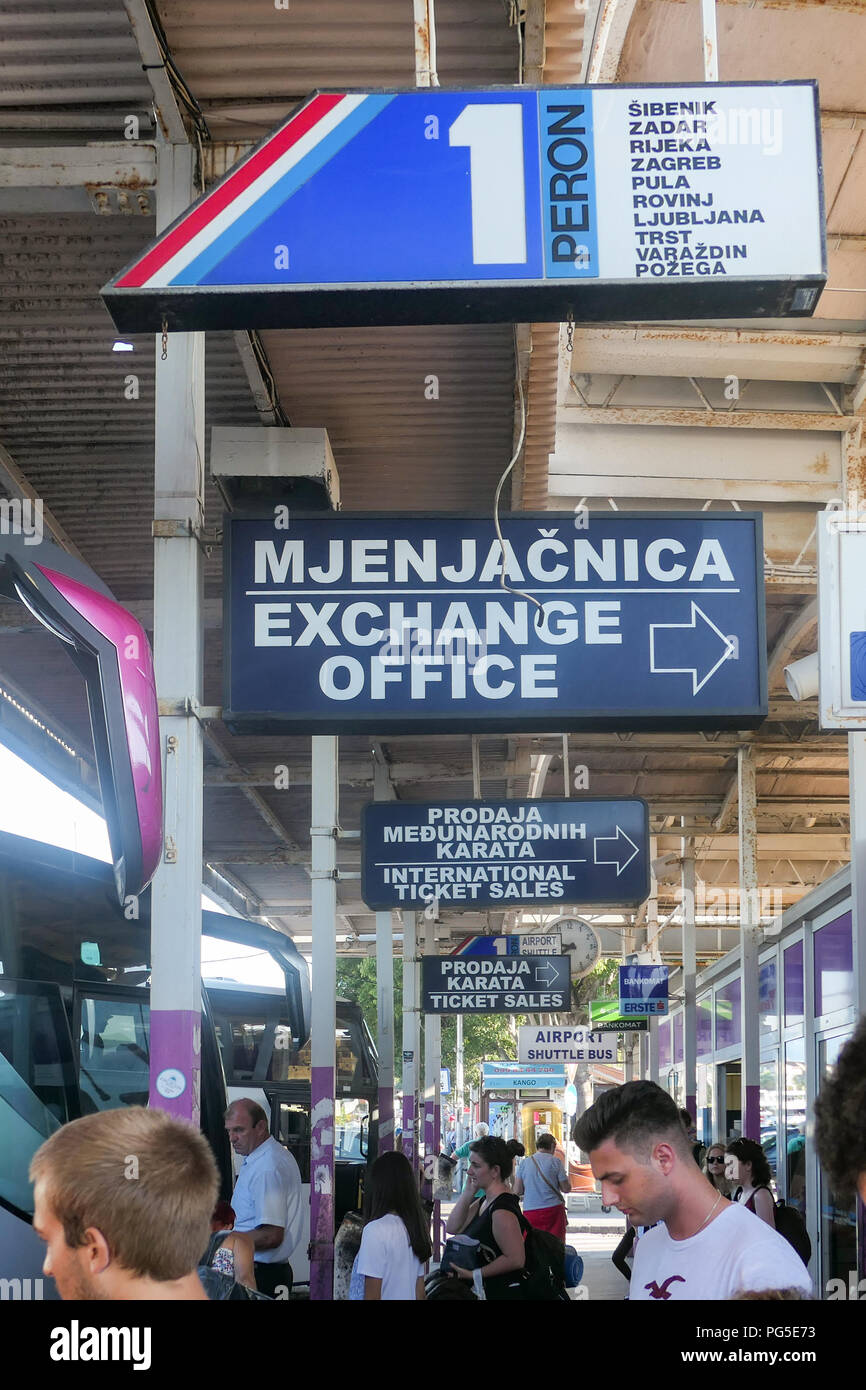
573,1081,811,1301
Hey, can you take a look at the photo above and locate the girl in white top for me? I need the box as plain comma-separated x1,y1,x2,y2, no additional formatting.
725,1137,776,1227
355,1150,432,1300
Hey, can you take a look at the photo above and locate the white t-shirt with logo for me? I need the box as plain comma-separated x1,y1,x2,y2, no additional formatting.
630,1200,812,1301
355,1214,425,1300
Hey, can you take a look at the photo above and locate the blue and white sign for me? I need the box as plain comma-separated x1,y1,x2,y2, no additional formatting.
451,933,562,958
482,1062,568,1091
362,797,649,910
440,1067,451,1096
224,513,766,734
619,964,669,1017
104,83,825,331
818,509,866,727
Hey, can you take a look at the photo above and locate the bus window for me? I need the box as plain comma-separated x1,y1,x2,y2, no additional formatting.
77,994,149,1113
273,1100,311,1183
335,1099,369,1162
0,981,78,1216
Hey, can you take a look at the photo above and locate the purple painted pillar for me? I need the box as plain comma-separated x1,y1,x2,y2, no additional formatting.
148,1009,200,1122
422,1099,434,1202
433,1101,442,1260
310,1065,335,1301
402,1092,415,1169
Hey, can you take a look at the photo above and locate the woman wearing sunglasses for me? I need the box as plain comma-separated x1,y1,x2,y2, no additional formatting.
704,1143,733,1198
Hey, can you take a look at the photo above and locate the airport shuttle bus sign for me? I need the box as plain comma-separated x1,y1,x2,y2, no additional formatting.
361,797,649,910
224,513,766,733
104,83,824,331
518,1026,619,1065
422,955,571,1014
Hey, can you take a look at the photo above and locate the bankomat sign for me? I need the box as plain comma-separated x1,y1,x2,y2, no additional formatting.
224,513,766,733
619,964,670,1016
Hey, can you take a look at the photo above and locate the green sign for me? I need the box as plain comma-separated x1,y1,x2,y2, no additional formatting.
590,999,648,1032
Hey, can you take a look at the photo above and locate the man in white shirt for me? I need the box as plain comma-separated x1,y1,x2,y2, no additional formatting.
225,1098,303,1297
573,1081,812,1301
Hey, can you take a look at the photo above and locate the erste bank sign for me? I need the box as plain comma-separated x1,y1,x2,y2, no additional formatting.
224,513,766,733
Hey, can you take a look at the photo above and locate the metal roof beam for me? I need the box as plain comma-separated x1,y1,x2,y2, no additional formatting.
559,404,857,431
0,441,85,560
0,144,156,190
123,0,188,144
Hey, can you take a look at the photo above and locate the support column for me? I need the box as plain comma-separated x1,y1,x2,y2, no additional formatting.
401,910,421,1171
423,916,442,1255
376,910,395,1153
455,1014,465,1145
738,746,761,1140
310,735,338,1301
682,828,697,1124
149,140,204,1124
648,1016,659,1086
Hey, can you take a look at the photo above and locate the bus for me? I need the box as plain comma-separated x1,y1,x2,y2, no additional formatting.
204,981,379,1284
0,826,312,1295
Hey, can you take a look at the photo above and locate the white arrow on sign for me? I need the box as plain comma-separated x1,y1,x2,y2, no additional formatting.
534,961,559,986
593,826,640,877
649,602,737,695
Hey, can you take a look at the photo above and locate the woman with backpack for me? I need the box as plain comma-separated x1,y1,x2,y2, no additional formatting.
445,1134,529,1300
512,1132,571,1242
725,1137,776,1228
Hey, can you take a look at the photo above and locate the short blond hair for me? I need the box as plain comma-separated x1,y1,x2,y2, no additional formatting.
30,1107,218,1281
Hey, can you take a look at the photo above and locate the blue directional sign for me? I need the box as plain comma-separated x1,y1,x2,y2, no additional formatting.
103,83,824,331
619,964,669,1017
224,512,766,733
422,955,571,1014
482,1062,568,1091
361,798,649,911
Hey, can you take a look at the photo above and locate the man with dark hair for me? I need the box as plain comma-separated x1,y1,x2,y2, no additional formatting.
573,1081,811,1300
814,1016,866,1204
225,1097,303,1297
30,1107,217,1300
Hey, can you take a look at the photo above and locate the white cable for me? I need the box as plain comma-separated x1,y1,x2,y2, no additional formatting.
492,329,546,629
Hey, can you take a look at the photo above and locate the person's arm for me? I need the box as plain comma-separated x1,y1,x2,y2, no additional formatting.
249,1168,287,1251
363,1276,383,1301
445,1173,482,1234
416,1276,426,1300
226,1231,257,1288
753,1187,776,1228
512,1163,525,1198
557,1158,571,1194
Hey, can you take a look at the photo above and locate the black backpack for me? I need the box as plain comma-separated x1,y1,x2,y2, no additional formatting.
199,1232,273,1302
753,1188,812,1267
520,1226,569,1301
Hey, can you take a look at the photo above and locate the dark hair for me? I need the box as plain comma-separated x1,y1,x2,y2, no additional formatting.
212,1200,235,1228
679,1108,694,1128
469,1135,516,1182
364,1150,432,1263
814,1017,866,1199
225,1098,267,1130
725,1137,771,1188
506,1139,525,1160
536,1133,556,1152
573,1081,690,1160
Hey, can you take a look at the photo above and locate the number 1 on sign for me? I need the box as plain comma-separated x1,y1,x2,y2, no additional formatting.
448,104,527,265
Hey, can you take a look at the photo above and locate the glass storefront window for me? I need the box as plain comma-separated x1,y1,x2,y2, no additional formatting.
697,994,712,1056
715,978,741,1049
814,912,854,1018
818,1032,856,1290
673,1012,683,1064
784,1038,807,1219
658,1019,671,1069
759,959,779,1037
784,941,804,1027
759,1055,779,1179
696,1062,712,1145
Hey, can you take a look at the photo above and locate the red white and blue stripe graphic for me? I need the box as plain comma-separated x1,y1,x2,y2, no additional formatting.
117,93,393,290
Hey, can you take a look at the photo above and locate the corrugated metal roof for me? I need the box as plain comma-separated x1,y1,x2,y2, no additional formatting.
260,324,518,513
0,0,155,135
157,0,519,139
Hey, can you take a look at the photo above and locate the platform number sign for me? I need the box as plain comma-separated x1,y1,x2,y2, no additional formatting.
103,84,824,332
